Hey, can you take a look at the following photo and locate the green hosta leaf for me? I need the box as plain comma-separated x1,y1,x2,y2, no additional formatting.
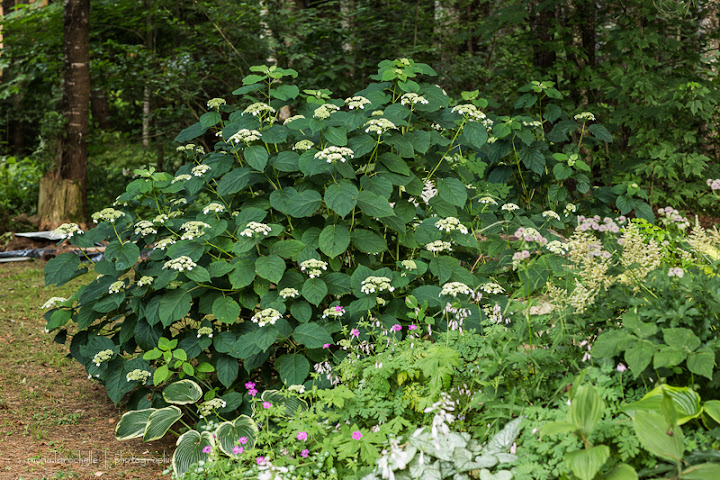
302,278,327,306
158,290,192,327
325,181,359,218
275,354,311,386
162,379,203,405
486,417,523,453
604,464,638,480
540,421,577,437
172,430,214,477
437,177,467,206
357,190,395,218
625,385,701,425
293,322,333,349
45,253,81,287
319,224,351,258
143,406,183,442
564,445,610,480
244,145,268,171
568,385,604,436
351,229,388,254
105,242,140,270
115,408,154,441
632,411,684,463
255,255,286,284
703,400,720,423
212,296,240,324
229,258,256,288
215,415,259,456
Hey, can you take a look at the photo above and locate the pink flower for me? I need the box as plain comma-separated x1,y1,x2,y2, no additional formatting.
391,324,402,332
248,388,258,397
334,305,345,313
352,431,363,440
238,436,248,445
297,431,308,441
617,363,627,372
301,449,309,458
322,343,331,349
350,328,360,337
202,446,212,454
245,381,256,390
256,456,266,465
263,401,272,409
408,324,417,331
232,445,243,455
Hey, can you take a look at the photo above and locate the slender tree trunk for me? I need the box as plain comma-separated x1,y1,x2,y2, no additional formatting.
142,0,153,148
529,0,557,72
91,88,112,130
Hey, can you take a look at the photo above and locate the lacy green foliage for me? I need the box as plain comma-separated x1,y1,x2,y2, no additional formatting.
0,155,44,232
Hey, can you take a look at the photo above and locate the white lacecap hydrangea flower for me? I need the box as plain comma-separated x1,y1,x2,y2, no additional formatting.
360,276,394,295
164,256,197,272
313,103,340,119
522,120,542,127
400,93,429,106
243,102,276,117
440,282,473,297
371,110,384,117
240,222,272,238
191,164,211,177
574,112,596,122
54,223,84,238
293,139,314,151
42,297,67,309
300,258,328,278
345,96,371,109
564,203,577,215
134,220,157,236
478,197,497,205
137,276,154,287
92,349,114,367
288,384,305,394
228,129,261,144
542,210,561,221
546,240,569,255
279,287,300,299
487,136,498,144
501,203,520,212
197,326,214,338
171,174,192,184
426,240,452,253
172,198,187,207
451,104,486,122
91,208,125,223
481,282,505,294
283,114,305,125
126,369,151,383
207,98,226,109
364,118,397,135
322,305,345,318
180,221,211,240
202,202,225,215
198,398,227,418
154,238,176,250
314,146,354,164
401,259,417,270
109,281,125,294
435,217,469,234
251,308,282,327
153,214,169,224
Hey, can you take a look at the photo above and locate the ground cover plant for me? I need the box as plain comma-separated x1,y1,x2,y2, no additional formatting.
42,59,720,479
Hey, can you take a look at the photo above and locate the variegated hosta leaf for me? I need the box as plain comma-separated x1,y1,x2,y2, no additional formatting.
163,379,203,405
173,429,214,477
115,408,154,441
624,384,701,425
215,414,260,456
143,405,183,442
257,389,308,417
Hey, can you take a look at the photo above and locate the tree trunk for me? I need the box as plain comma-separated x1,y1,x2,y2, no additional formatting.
90,88,112,130
529,0,557,72
39,0,89,229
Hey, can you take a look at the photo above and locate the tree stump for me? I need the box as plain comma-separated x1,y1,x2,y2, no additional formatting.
38,177,85,231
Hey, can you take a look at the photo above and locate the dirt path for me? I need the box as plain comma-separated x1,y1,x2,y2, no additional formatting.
0,261,174,480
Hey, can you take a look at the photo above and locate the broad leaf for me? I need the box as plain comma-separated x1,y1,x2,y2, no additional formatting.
275,354,311,385
143,406,183,441
215,415,259,456
163,379,203,405
172,430,214,477
115,408,154,441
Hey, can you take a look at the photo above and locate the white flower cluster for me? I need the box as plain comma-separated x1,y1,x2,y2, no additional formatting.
154,238,176,250
283,114,305,125
345,96,371,109
314,146,354,164
542,210,561,221
574,112,596,122
371,110,384,117
197,326,214,338
451,104,486,122
564,203,577,215
481,282,505,294
478,196,497,205
42,297,67,309
203,202,225,215
364,118,397,135
658,206,690,230
322,306,345,318
421,180,437,204
134,220,157,236
137,276,154,287
92,349,114,367
198,398,227,418
440,282,473,297
501,203,519,212
171,174,191,184
163,256,197,272
546,240,569,255
126,369,151,383
191,164,211,177
400,93,429,106
401,259,417,270
423,392,456,447
54,223,83,238
207,98,226,109
243,102,275,117
707,178,720,191
522,120,542,128
180,221,210,240
251,308,282,327
229,129,262,144
435,217,469,234
109,281,125,294
300,258,328,278
426,240,452,253
172,198,188,207
240,222,272,238
176,144,204,154
293,139,314,151
668,267,684,278
279,287,300,299
313,103,340,119
92,208,125,223
154,214,169,224
360,276,394,295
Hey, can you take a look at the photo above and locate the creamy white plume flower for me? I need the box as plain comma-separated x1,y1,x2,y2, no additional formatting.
251,308,282,327
279,287,300,299
400,93,429,106
421,180,438,204
435,217,469,234
364,118,397,135
91,208,125,223
300,258,328,278
54,223,84,238
314,146,354,164
202,202,225,215
163,256,197,272
345,96,371,109
313,103,340,119
240,222,272,238
191,164,211,177
426,240,452,253
243,102,276,117
546,240,569,255
42,297,67,309
440,282,473,297
360,276,394,295
134,220,157,236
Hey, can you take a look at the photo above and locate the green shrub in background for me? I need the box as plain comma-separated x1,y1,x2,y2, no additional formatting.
0,155,44,233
